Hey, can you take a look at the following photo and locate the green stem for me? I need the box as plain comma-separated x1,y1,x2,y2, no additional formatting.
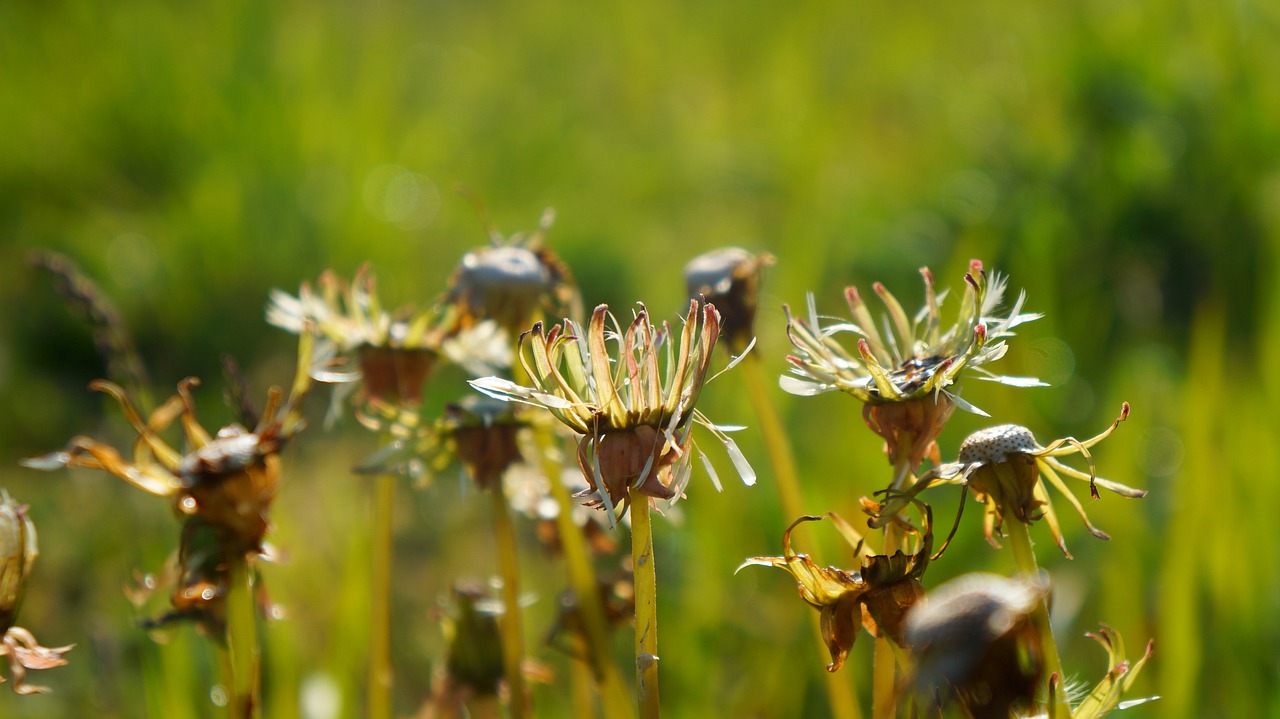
225,555,260,719
740,352,863,719
490,483,529,719
539,429,633,719
368,473,395,719
630,494,660,719
739,352,806,521
1006,516,1071,718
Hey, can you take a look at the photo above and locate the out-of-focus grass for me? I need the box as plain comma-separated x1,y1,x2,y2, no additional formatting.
1,0,1277,716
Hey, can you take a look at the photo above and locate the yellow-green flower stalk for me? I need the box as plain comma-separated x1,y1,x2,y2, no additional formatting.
0,492,73,695
473,299,753,718
738,510,930,674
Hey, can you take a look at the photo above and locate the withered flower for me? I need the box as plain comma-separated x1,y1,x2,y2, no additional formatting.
23,333,317,556
903,403,1146,557
359,395,532,492
470,300,754,518
904,572,1048,718
446,208,582,339
0,492,73,694
783,261,1043,473
684,248,773,353
267,265,503,412
738,510,930,672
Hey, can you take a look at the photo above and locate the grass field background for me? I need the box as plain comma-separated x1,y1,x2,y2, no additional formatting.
1,0,1278,715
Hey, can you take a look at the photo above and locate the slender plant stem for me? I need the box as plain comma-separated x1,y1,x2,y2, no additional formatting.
490,483,529,719
872,455,916,719
739,352,863,719
739,353,806,521
1006,516,1071,718
538,429,633,719
368,472,396,719
225,554,260,719
570,643,598,719
630,494,660,719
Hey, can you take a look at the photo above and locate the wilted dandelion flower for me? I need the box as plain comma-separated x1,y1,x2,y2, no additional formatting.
0,492,73,695
739,511,930,672
23,334,317,556
904,572,1047,717
470,299,754,518
783,261,1043,474
906,403,1146,557
684,248,773,353
267,265,500,411
446,208,581,339
359,394,532,492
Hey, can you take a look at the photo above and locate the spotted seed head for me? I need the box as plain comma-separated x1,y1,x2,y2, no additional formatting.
446,209,579,339
957,424,1038,466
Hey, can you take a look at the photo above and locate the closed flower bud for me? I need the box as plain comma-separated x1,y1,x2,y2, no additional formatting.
0,493,36,633
684,248,773,353
0,491,73,695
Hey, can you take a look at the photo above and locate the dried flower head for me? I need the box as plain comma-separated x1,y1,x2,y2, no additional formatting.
783,261,1044,471
268,265,472,408
23,334,317,556
470,300,754,518
684,247,773,353
906,403,1146,557
904,572,1048,717
738,510,931,672
0,492,73,694
447,208,581,339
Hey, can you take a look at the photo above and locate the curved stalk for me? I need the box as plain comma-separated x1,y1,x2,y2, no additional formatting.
1006,516,1071,718
740,352,863,719
630,494,660,719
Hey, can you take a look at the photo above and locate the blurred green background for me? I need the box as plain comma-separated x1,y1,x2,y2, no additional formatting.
2,0,1278,716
